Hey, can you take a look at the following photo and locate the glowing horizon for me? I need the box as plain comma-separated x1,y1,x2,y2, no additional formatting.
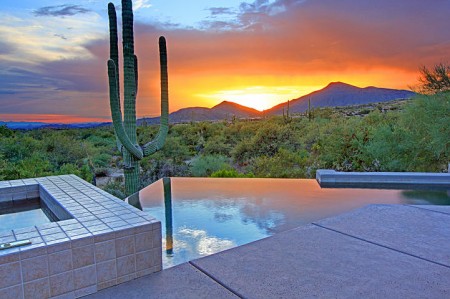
1,0,449,123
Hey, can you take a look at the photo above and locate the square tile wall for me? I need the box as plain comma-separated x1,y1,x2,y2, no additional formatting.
0,175,162,298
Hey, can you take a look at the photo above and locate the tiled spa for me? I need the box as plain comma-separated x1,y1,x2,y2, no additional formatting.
0,175,162,298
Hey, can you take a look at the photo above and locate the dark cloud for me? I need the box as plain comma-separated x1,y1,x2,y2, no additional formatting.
208,7,235,16
0,41,15,55
54,34,68,40
2,0,450,120
198,20,242,31
239,0,272,14
33,5,91,17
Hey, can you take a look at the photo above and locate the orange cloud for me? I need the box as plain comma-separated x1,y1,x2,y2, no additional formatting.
1,0,449,121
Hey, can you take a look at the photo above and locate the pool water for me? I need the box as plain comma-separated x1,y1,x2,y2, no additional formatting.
127,178,450,269
0,199,52,231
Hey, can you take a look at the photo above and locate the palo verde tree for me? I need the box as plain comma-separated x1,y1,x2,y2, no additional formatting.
417,63,450,94
107,0,169,196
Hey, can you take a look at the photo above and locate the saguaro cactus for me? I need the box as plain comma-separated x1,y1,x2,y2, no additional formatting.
107,0,169,196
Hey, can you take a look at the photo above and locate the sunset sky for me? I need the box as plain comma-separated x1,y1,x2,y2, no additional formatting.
1,0,449,123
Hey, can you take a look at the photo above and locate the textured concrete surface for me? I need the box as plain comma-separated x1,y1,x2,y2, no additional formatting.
316,204,450,267
84,263,238,299
191,223,450,299
412,204,450,215
85,204,450,299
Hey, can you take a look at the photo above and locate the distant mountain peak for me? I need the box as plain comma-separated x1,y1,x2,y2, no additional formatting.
212,101,261,114
325,82,358,89
265,82,415,115
212,100,239,108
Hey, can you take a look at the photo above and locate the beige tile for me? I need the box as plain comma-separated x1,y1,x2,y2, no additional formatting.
96,260,117,283
74,285,97,298
117,255,136,277
48,249,73,275
73,265,96,289
135,223,152,234
24,277,50,299
50,291,75,299
21,255,49,282
152,247,162,268
136,268,153,278
70,235,93,248
0,284,23,299
95,240,116,262
72,245,94,269
49,271,74,297
135,250,152,271
117,273,136,284
0,251,20,265
115,236,135,257
152,230,162,249
152,221,162,232
152,263,162,273
20,245,47,260
135,232,153,253
94,231,115,243
114,227,132,238
97,279,117,290
46,240,71,254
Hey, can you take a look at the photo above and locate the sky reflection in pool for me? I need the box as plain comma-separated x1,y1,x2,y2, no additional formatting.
127,178,449,269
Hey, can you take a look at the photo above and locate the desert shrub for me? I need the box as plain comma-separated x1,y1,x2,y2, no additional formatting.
366,94,449,171
203,134,232,155
250,148,309,178
416,63,450,94
190,155,231,177
57,163,93,183
0,125,14,137
0,135,42,162
232,122,293,164
1,153,52,179
210,169,254,178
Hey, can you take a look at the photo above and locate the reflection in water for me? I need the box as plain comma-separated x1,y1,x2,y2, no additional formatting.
163,177,173,255
401,190,450,205
178,228,235,255
128,178,449,269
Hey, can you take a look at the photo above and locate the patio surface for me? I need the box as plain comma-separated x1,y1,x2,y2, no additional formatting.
85,204,450,299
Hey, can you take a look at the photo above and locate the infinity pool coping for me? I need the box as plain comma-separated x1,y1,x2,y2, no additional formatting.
316,169,450,187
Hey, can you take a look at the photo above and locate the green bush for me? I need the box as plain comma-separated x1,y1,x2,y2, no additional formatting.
210,169,254,178
250,148,309,178
190,155,231,177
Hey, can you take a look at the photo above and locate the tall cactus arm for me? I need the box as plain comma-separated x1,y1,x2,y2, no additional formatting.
143,36,169,156
134,55,138,96
108,3,120,94
108,2,123,151
108,60,143,160
122,0,138,151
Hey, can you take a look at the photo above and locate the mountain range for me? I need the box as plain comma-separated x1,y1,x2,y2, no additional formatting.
139,81,415,124
2,82,415,129
266,82,415,115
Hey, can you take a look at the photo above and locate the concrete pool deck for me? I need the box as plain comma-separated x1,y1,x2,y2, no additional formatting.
85,203,450,298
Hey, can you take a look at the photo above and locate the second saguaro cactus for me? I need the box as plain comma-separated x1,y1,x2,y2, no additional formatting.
107,0,169,196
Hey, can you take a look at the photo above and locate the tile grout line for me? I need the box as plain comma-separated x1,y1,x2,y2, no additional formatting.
189,261,245,299
312,223,450,269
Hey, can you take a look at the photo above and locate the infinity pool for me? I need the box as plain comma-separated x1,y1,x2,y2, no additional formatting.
126,178,449,269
